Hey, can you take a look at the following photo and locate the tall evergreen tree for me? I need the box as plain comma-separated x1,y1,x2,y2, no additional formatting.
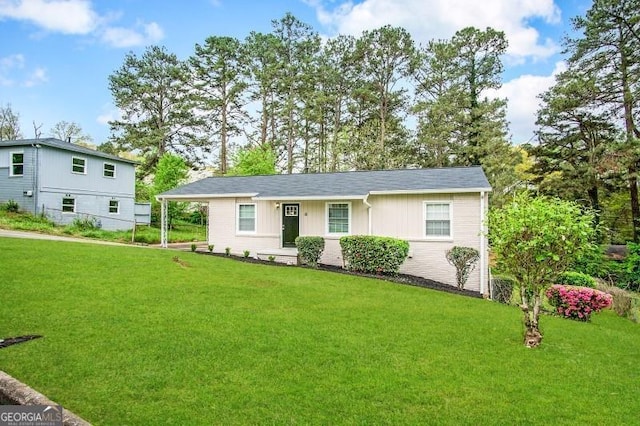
108,46,203,176
414,27,516,206
566,0,640,240
189,36,248,174
353,25,419,169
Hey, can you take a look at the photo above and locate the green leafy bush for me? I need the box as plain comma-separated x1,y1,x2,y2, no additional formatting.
339,235,409,275
243,250,250,258
207,244,214,252
191,243,197,252
491,276,515,304
268,255,275,262
445,246,480,290
225,247,231,256
295,236,325,267
621,242,640,291
557,271,596,288
69,216,101,231
2,200,20,213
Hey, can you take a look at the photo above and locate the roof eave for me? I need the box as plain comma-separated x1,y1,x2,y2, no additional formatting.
253,195,367,201
368,187,492,195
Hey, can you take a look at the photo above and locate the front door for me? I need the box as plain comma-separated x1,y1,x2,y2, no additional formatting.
282,203,300,248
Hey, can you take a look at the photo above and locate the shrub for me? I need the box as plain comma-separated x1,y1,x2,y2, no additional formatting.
70,216,101,231
546,285,612,322
445,246,480,290
596,282,640,322
190,243,197,252
2,200,20,213
557,271,596,288
243,250,250,258
620,242,640,291
295,236,325,267
491,276,515,304
208,244,214,253
268,255,275,262
339,235,409,275
225,247,231,256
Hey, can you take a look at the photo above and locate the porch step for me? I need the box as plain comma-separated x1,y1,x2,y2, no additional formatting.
255,248,299,265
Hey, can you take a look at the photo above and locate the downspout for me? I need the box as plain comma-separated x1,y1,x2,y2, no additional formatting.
363,194,372,235
479,191,486,296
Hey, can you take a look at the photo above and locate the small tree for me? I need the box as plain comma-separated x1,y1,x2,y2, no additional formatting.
226,145,276,176
152,153,189,227
445,246,480,290
488,193,595,347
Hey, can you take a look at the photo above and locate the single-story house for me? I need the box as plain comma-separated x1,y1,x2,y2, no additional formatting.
157,167,491,293
0,138,150,230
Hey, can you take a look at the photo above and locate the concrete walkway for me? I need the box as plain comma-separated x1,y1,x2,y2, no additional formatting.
0,229,206,251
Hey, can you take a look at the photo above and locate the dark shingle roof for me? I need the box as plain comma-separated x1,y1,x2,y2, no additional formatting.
0,138,137,164
159,166,491,200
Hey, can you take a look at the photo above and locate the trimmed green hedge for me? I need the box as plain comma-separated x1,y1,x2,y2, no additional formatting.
557,271,596,288
339,235,409,275
295,236,325,267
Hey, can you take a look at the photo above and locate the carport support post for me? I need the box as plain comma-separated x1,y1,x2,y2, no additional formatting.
160,198,168,248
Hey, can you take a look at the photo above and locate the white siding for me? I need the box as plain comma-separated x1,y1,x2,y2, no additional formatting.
204,192,488,293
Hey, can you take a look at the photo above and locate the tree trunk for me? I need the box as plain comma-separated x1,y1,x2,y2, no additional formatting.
520,286,543,347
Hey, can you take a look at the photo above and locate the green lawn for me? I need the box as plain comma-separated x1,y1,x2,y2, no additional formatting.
0,210,205,244
1,238,639,425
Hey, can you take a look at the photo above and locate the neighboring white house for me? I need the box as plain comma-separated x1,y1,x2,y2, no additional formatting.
157,167,491,293
0,138,150,230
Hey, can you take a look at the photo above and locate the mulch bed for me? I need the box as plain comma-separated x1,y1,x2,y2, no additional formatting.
0,335,42,349
196,251,483,299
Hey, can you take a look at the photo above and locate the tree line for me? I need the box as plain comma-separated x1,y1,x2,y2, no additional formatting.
103,13,516,206
3,1,639,243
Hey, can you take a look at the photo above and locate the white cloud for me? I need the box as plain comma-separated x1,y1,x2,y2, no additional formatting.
100,21,164,48
487,61,566,143
312,0,561,61
96,105,122,125
0,0,98,34
23,67,48,87
0,53,47,87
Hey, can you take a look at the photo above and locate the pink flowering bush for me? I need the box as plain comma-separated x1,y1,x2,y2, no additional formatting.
546,285,612,322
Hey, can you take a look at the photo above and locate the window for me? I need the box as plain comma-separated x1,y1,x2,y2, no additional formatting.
103,163,116,178
237,203,256,233
424,202,452,238
284,205,298,216
109,200,119,214
62,197,75,213
327,202,350,235
10,152,24,177
72,157,86,174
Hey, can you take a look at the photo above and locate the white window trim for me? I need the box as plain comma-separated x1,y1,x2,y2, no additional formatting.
62,197,76,214
325,201,352,236
236,203,257,234
71,156,87,175
9,151,24,177
423,201,453,240
103,162,116,178
108,200,120,215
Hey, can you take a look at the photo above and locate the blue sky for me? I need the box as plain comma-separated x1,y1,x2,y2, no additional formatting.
0,0,590,148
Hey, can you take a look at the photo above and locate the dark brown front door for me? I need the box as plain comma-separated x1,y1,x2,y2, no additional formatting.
282,203,300,248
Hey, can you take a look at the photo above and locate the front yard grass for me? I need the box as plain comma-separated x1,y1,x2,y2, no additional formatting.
0,210,205,243
1,238,639,425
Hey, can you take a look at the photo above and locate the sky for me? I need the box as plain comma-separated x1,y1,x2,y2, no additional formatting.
0,0,591,149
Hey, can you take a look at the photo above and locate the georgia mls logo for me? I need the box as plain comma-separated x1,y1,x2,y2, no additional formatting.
0,404,63,426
